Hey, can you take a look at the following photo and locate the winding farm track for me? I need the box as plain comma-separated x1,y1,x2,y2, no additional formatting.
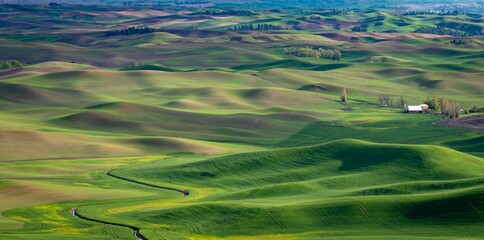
71,208,148,240
105,170,190,196
70,169,190,240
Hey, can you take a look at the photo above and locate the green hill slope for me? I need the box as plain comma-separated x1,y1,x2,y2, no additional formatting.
105,139,484,239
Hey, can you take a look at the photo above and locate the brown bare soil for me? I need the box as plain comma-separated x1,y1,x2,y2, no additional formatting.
436,115,484,131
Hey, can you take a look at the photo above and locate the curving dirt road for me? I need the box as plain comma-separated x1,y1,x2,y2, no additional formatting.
105,170,190,196
71,208,147,240
70,169,190,239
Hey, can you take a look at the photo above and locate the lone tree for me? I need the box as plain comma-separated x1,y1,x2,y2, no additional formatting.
470,106,478,113
341,88,347,102
397,96,407,109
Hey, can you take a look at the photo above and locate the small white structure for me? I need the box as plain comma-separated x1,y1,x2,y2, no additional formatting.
405,104,428,113
406,105,423,113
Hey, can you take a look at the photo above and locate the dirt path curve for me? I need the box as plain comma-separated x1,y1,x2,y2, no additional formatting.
105,170,190,196
70,169,189,239
71,208,148,240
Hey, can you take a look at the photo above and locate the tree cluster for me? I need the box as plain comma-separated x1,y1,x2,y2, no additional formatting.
301,15,322,20
105,27,155,37
424,96,462,118
438,98,462,118
204,9,254,16
351,26,367,32
439,23,482,36
0,60,23,70
469,106,480,113
284,47,341,60
413,26,468,37
175,1,210,4
48,2,61,7
369,4,388,9
449,39,467,46
227,24,283,31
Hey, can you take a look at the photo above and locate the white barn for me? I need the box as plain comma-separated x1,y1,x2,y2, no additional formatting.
405,104,429,113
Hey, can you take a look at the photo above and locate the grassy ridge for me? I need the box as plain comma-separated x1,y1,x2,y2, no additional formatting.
3,140,479,239
111,140,483,239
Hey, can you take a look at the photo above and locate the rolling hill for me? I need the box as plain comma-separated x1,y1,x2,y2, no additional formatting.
0,3,483,240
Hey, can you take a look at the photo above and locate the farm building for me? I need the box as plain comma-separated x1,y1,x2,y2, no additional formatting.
406,104,429,113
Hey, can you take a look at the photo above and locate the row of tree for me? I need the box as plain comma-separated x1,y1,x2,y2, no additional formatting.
105,27,155,37
226,24,283,31
434,3,484,12
378,95,408,108
174,1,210,4
402,10,461,16
284,47,342,60
0,60,23,70
301,15,322,20
121,2,151,6
369,5,407,10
